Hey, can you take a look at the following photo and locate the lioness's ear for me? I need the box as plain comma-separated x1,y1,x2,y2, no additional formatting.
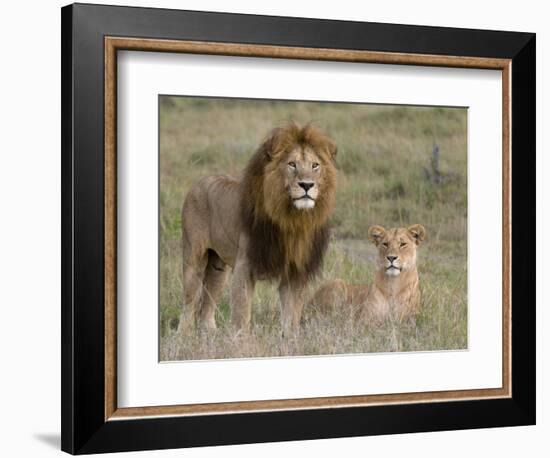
367,225,386,245
408,224,427,245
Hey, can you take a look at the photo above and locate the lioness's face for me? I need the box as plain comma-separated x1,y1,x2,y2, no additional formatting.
281,146,323,210
368,225,427,276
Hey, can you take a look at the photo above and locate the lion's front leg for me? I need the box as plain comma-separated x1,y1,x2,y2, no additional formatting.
279,279,307,335
230,252,255,332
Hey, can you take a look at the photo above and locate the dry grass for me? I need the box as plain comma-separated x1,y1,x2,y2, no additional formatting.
159,96,468,361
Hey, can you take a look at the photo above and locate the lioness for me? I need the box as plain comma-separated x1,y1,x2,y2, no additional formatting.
309,224,426,324
179,123,337,334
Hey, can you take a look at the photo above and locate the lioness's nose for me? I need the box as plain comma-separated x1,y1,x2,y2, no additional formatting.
298,182,314,192
387,256,397,263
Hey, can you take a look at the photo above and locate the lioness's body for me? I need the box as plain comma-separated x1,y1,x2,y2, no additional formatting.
309,279,369,315
309,225,426,324
179,124,337,333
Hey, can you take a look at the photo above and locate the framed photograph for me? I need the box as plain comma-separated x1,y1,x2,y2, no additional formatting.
61,3,536,454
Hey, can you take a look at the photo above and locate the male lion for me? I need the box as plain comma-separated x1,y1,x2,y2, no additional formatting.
309,224,427,324
178,123,337,334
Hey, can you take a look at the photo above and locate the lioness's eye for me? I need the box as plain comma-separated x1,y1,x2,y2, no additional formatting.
400,242,407,248
288,161,296,168
312,162,319,170
382,242,389,248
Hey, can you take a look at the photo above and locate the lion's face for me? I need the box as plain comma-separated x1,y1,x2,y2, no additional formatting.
368,225,427,276
259,124,337,226
279,145,323,210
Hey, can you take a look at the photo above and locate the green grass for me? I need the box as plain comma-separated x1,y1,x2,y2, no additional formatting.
159,96,468,360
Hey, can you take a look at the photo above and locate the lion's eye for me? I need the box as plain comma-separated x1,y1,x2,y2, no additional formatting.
400,242,407,248
288,161,296,169
312,162,319,170
382,242,389,248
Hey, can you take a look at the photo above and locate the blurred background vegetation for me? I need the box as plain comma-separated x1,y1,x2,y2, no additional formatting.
159,96,468,360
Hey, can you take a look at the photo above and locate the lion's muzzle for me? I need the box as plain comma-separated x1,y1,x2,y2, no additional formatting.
293,195,316,210
385,256,402,276
291,181,317,210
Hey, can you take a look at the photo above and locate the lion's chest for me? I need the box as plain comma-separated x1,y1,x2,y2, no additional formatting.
245,218,329,282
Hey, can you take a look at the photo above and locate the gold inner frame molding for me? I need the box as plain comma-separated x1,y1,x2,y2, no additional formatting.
104,36,512,421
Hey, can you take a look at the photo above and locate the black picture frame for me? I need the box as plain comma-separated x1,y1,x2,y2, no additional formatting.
61,3,535,454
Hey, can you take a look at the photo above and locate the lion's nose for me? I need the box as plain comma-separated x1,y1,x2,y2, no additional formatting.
298,182,314,192
387,256,397,263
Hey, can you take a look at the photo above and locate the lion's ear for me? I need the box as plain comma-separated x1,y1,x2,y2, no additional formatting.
327,139,338,161
259,127,281,161
367,225,386,245
408,224,427,245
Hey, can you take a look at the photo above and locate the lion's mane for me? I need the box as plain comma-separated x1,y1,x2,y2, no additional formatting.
240,123,337,282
